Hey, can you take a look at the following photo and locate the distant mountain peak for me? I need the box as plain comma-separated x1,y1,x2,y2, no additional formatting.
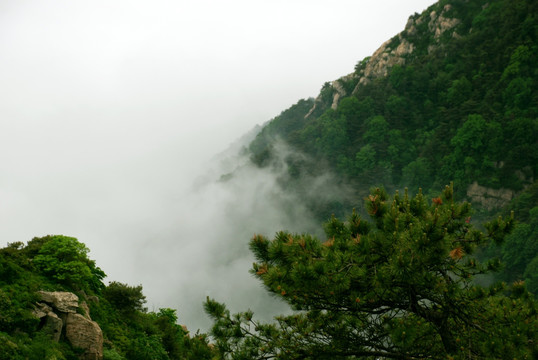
306,1,466,116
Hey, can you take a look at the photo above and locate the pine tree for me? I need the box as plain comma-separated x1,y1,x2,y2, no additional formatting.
205,185,538,359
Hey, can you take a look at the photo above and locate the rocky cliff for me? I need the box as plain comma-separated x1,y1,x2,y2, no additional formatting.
305,2,463,118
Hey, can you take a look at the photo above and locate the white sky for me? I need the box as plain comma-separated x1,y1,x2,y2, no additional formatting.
0,0,435,331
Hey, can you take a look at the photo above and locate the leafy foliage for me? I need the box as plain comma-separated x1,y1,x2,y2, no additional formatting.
32,235,106,293
248,0,538,206
206,186,537,359
500,207,538,282
245,0,538,302
103,282,147,314
3,0,538,358
0,237,216,359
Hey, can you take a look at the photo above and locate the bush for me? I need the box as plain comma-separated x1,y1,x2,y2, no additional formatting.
103,282,147,314
32,235,105,293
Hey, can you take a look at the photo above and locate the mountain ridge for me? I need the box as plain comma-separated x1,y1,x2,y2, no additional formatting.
247,0,537,217
1,0,537,358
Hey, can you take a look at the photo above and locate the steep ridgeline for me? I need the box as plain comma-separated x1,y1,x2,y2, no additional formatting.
246,0,538,295
248,0,537,219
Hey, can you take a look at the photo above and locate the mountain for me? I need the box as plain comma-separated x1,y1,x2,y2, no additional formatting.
243,0,538,291
248,0,537,219
204,2,538,357
1,0,537,359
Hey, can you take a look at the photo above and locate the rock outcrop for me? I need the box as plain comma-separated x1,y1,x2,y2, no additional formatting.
66,313,104,360
33,291,103,360
331,75,353,110
33,301,54,318
80,301,91,320
428,5,461,41
43,312,63,342
37,291,78,313
305,2,462,116
355,36,414,88
33,302,64,342
466,181,515,211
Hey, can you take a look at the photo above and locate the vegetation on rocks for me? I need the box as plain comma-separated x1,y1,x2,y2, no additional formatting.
0,235,216,360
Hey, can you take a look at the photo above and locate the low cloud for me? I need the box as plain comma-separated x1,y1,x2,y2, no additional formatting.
132,138,330,331
0,0,437,333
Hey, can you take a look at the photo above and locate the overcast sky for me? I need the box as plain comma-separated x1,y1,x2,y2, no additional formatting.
0,0,435,331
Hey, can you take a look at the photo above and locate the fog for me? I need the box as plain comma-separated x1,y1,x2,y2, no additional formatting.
0,0,435,331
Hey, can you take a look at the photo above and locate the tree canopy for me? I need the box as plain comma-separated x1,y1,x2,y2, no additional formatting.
205,185,537,359
32,235,106,293
248,0,538,215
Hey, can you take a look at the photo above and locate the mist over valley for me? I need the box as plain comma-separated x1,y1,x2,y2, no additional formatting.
2,0,537,358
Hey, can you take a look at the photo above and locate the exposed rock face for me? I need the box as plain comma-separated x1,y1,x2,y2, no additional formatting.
304,3,463,117
33,301,54,318
33,302,63,342
38,291,79,313
331,76,353,110
305,73,359,118
80,301,91,320
428,5,461,41
467,181,515,211
355,4,461,86
66,313,104,360
34,291,103,360
43,312,63,342
356,36,414,87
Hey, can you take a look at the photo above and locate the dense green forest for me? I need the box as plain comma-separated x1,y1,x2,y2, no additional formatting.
248,0,538,296
2,0,538,358
250,0,537,199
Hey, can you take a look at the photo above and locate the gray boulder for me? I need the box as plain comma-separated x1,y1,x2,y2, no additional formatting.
65,313,103,360
38,291,79,313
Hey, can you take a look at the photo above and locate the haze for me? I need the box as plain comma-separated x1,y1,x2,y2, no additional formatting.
0,0,435,331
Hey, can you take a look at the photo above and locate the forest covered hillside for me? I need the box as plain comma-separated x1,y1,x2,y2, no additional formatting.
1,0,538,359
203,1,538,357
249,0,537,209
246,0,538,292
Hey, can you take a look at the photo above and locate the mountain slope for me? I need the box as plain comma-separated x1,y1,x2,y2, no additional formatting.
201,2,538,357
248,0,537,215
244,0,538,295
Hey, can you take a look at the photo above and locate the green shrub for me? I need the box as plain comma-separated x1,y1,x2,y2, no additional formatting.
32,235,105,293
